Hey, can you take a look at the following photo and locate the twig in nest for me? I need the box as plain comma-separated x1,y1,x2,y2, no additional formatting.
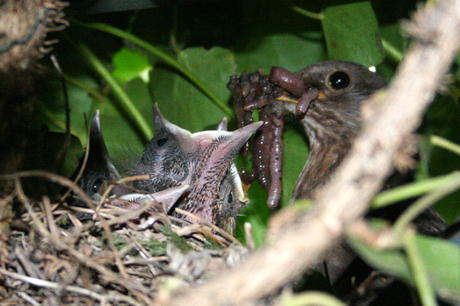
244,222,256,251
41,195,59,239
8,173,153,301
95,174,150,214
175,208,241,246
6,171,133,283
16,292,41,306
0,267,144,306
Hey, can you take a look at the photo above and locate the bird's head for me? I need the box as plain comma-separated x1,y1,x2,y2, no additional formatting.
272,60,386,147
74,110,121,201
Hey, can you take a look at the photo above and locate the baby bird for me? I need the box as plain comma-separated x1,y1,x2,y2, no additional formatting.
131,104,262,234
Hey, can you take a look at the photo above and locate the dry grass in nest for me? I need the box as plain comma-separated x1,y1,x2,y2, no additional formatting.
0,171,249,305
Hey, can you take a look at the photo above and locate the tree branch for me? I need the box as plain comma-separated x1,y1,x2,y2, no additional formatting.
165,0,460,304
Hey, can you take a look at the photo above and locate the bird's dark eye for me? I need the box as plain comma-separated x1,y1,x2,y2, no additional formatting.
156,137,168,147
92,178,104,194
227,191,233,203
327,71,351,91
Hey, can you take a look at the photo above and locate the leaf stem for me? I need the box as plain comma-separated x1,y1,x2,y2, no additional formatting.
392,172,460,234
381,38,403,62
77,41,153,141
290,6,324,20
403,230,437,306
64,74,112,107
70,18,233,117
431,135,460,156
373,171,460,208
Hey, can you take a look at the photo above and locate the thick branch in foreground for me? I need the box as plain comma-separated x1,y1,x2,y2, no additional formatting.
165,1,460,305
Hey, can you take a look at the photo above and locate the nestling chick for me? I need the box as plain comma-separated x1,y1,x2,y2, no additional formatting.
131,104,262,234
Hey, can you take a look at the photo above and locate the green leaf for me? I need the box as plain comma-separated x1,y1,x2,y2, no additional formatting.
112,47,153,83
235,180,269,248
233,127,310,246
35,75,96,143
282,127,309,206
235,32,327,74
322,2,384,67
233,0,327,73
348,227,460,300
151,47,236,132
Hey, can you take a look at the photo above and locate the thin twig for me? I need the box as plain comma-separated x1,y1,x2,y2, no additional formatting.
175,208,241,245
59,116,92,204
2,171,132,281
16,292,41,306
42,196,60,239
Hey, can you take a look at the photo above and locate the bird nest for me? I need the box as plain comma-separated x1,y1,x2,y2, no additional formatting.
0,172,249,305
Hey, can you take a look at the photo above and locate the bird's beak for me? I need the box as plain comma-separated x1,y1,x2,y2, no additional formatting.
111,184,189,212
71,110,126,221
191,121,261,183
191,121,263,190
153,104,262,158
73,110,122,201
180,121,263,224
88,110,121,182
241,180,252,202
217,117,228,131
149,104,262,228
275,91,326,104
152,104,195,151
269,66,323,115
215,116,247,203
275,93,301,104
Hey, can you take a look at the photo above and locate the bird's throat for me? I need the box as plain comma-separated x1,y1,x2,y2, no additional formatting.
290,119,355,202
